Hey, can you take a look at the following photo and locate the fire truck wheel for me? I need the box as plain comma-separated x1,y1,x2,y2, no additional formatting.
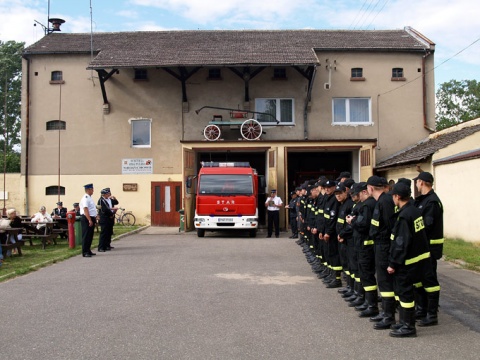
197,229,205,237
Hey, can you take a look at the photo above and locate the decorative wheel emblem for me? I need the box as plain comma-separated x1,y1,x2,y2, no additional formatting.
223,207,229,212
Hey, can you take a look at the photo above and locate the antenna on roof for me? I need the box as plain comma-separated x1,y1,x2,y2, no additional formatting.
33,0,66,35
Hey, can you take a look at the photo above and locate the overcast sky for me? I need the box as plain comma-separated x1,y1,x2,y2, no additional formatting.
1,0,479,88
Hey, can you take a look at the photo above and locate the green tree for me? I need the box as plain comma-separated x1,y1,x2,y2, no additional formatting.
435,79,480,131
0,40,23,172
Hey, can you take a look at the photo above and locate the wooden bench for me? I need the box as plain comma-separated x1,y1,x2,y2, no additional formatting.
21,222,56,249
1,228,25,257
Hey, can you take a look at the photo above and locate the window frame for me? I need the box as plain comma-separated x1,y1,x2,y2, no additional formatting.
134,68,148,81
332,97,372,125
46,120,66,131
45,185,65,196
254,98,295,125
273,68,287,80
207,68,222,80
350,68,365,81
391,68,406,81
130,119,152,148
50,71,65,84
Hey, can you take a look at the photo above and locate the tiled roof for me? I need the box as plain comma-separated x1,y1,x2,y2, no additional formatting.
376,123,480,169
23,29,433,68
433,148,480,165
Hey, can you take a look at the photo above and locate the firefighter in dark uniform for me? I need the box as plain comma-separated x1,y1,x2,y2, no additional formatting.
335,183,355,294
388,182,440,337
347,182,377,313
320,180,342,288
414,171,443,326
51,201,68,238
343,183,361,302
305,185,321,271
367,175,395,326
296,183,308,245
314,179,328,277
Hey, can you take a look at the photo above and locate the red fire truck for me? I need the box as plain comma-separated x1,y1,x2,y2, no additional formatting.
193,162,264,237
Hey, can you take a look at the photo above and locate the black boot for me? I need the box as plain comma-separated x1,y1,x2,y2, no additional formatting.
341,277,355,297
414,287,427,319
374,298,396,330
359,291,379,317
349,286,365,308
418,293,439,327
389,307,417,338
326,271,342,288
345,281,359,302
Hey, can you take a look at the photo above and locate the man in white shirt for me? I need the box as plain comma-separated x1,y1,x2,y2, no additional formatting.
31,206,53,230
79,183,98,258
265,189,283,238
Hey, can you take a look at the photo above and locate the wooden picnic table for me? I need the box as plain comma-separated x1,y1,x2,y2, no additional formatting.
21,221,56,250
1,228,25,257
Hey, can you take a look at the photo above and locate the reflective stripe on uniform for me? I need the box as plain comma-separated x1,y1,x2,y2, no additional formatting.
400,300,415,309
345,270,350,275
364,240,374,246
332,265,343,271
425,285,441,293
337,218,345,224
355,277,361,282
405,251,430,265
324,214,330,219
319,209,324,213
390,234,394,240
371,219,379,227
430,238,444,245
380,291,395,298
364,285,378,291
413,282,423,288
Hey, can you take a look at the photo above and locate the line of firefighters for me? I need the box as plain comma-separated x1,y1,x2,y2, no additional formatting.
291,171,443,338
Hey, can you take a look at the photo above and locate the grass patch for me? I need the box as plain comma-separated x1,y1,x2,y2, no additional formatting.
0,225,142,282
443,238,480,271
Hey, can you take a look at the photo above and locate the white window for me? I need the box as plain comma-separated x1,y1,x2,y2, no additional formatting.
255,98,294,125
332,98,371,125
131,119,151,147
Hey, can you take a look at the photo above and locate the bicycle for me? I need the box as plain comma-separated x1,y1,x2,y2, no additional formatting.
114,207,136,226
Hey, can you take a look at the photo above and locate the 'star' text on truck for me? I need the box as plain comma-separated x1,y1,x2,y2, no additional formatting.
191,162,265,237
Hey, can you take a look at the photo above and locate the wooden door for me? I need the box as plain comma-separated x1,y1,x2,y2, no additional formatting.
151,182,182,226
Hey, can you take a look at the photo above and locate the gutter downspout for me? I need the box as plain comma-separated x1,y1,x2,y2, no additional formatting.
24,56,30,215
422,50,435,132
303,65,317,140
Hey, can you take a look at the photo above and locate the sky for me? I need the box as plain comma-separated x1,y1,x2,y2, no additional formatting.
0,0,479,89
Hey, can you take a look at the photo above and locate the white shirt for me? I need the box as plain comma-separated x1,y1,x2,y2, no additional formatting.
80,193,97,217
265,195,283,211
31,212,52,229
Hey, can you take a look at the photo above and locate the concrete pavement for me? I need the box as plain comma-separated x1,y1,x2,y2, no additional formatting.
0,228,479,360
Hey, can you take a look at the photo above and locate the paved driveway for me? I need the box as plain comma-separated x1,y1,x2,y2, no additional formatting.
0,229,479,360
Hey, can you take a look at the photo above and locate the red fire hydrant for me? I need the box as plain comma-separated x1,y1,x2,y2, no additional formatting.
67,211,76,249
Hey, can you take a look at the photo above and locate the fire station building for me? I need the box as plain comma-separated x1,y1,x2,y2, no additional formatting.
20,27,435,230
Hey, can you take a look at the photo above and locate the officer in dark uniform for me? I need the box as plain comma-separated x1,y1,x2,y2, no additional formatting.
388,182,439,337
98,188,115,252
414,171,443,326
367,175,395,325
51,201,68,238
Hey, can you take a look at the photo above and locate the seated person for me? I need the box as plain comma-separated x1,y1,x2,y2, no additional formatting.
71,202,81,216
51,201,68,238
1,209,22,256
31,206,53,232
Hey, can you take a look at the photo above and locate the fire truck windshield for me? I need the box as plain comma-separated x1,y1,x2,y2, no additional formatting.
199,174,253,195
